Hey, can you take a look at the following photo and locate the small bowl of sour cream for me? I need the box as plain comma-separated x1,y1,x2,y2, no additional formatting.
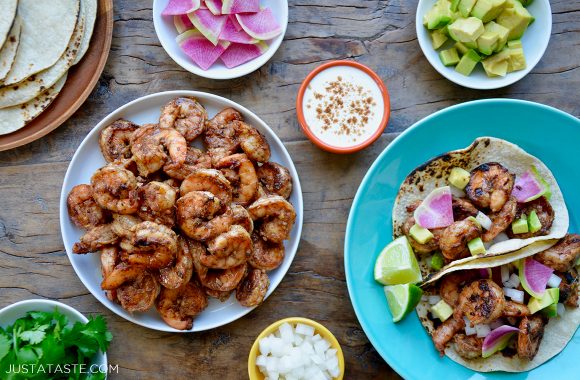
296,60,390,154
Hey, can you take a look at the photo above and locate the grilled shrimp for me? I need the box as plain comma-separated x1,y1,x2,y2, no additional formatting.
176,191,225,241
249,232,285,271
439,271,480,307
91,164,139,214
507,196,554,239
451,197,479,221
432,316,465,355
180,169,232,205
137,181,177,227
558,270,579,308
453,334,483,359
482,196,517,242
215,153,258,205
248,195,296,243
439,218,482,261
100,246,119,302
517,315,546,360
159,236,194,289
156,281,208,330
465,163,515,212
202,225,252,269
67,184,108,229
236,268,270,307
204,108,242,164
402,216,442,254
502,301,530,317
131,124,187,177
125,221,178,269
455,279,505,326
101,263,159,312
159,97,207,142
99,119,139,163
535,234,580,272
257,162,293,199
232,121,271,163
204,287,232,302
163,147,212,180
190,239,247,291
73,224,118,254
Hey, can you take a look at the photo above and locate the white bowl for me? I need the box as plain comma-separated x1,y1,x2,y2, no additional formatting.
59,90,303,332
415,0,551,89
0,299,107,370
153,0,288,80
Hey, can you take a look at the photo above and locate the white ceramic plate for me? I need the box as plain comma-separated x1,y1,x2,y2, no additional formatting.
416,0,551,89
0,299,107,370
59,91,303,332
153,0,288,80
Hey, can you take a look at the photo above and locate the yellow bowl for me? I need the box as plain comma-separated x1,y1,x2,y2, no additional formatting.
248,317,345,380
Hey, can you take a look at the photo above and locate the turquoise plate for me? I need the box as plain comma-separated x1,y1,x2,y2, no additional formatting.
344,99,579,379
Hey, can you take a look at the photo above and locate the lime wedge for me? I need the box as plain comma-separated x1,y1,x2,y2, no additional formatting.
384,283,423,322
374,236,423,285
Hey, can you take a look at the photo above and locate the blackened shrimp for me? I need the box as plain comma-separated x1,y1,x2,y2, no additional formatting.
507,196,554,239
131,124,187,177
451,197,479,221
156,281,208,330
159,236,194,289
439,218,482,261
99,119,139,163
465,163,515,212
180,169,232,205
91,164,139,214
176,191,225,241
257,162,293,199
125,221,178,269
248,195,296,243
163,147,211,180
100,246,119,302
159,97,207,142
215,153,258,206
432,316,465,355
482,196,517,242
204,108,242,165
236,268,269,307
73,224,118,254
67,184,108,229
517,315,546,360
202,225,252,269
101,263,159,312
137,181,177,227
453,334,483,359
232,121,271,164
204,287,232,302
439,271,479,307
455,279,505,326
502,301,530,317
535,234,580,272
249,232,285,271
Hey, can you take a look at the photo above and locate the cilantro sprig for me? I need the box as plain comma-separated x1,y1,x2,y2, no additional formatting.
0,309,112,380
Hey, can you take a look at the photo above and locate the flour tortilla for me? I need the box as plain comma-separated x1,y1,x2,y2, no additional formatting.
0,0,18,49
393,137,569,279
0,73,67,135
73,0,97,65
0,16,21,82
3,0,80,86
0,10,85,109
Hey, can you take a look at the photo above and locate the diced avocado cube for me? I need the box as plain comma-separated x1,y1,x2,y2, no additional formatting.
471,0,507,23
448,17,485,43
426,0,454,29
512,215,529,234
464,40,478,49
528,210,542,233
430,252,445,271
455,41,469,55
477,31,499,55
497,0,533,40
458,0,477,17
451,0,461,12
449,167,470,189
507,39,522,48
440,48,461,66
482,48,510,76
455,49,480,76
506,47,526,72
485,21,510,51
542,302,558,317
410,224,435,244
528,288,559,314
431,300,454,321
468,237,486,256
431,29,449,49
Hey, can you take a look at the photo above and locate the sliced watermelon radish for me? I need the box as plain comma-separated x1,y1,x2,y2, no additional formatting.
236,8,282,40
518,257,553,299
222,0,259,14
177,29,230,70
229,14,243,31
220,41,268,68
204,0,222,15
188,9,228,45
482,325,519,358
512,170,547,203
413,186,454,229
220,18,258,44
162,0,201,15
174,14,194,34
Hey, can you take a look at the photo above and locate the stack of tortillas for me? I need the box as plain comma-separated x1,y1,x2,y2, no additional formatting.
0,0,97,135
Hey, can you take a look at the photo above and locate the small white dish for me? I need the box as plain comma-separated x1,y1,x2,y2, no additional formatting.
153,0,288,80
415,0,552,89
0,299,107,369
59,90,303,332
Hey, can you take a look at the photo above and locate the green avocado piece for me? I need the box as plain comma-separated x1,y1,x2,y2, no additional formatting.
458,0,477,17
497,0,533,40
471,0,507,23
431,300,454,321
528,210,542,233
448,17,485,43
449,167,470,189
507,39,522,48
451,0,461,11
477,31,499,55
440,47,461,66
430,252,445,270
507,47,526,71
455,49,481,75
468,237,486,256
482,57,508,76
529,288,559,314
454,41,469,55
431,29,449,49
410,224,435,244
485,21,510,51
512,215,529,234
426,0,454,29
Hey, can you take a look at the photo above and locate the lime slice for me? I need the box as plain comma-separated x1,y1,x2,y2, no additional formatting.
374,236,423,285
384,283,423,322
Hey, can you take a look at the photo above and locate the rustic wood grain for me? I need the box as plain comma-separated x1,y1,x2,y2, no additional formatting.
0,0,578,378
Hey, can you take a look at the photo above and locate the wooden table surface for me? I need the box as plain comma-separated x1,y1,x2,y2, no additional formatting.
0,1,578,378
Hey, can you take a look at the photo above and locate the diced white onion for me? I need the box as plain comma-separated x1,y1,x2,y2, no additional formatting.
475,324,491,338
450,186,466,198
295,323,315,336
464,317,476,336
428,295,442,305
547,274,562,288
476,212,492,230
557,303,566,317
494,232,510,243
509,273,520,288
503,288,525,304
501,265,510,284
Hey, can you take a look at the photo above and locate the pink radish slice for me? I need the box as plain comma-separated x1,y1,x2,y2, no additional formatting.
518,258,553,299
162,0,201,15
236,8,282,40
177,29,230,70
229,14,243,31
188,9,228,45
482,325,519,358
204,0,222,15
222,0,259,14
174,14,194,34
413,186,454,229
219,18,258,44
512,170,546,203
220,42,268,68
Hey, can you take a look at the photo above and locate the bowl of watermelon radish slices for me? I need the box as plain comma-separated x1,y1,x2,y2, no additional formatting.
154,0,288,79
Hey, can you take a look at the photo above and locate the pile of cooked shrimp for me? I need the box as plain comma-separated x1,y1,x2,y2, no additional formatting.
67,97,296,330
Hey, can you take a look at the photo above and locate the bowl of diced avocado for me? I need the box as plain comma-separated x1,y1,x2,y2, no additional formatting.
416,0,551,89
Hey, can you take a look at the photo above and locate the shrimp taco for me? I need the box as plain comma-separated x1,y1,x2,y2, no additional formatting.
416,234,580,372
392,137,569,280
